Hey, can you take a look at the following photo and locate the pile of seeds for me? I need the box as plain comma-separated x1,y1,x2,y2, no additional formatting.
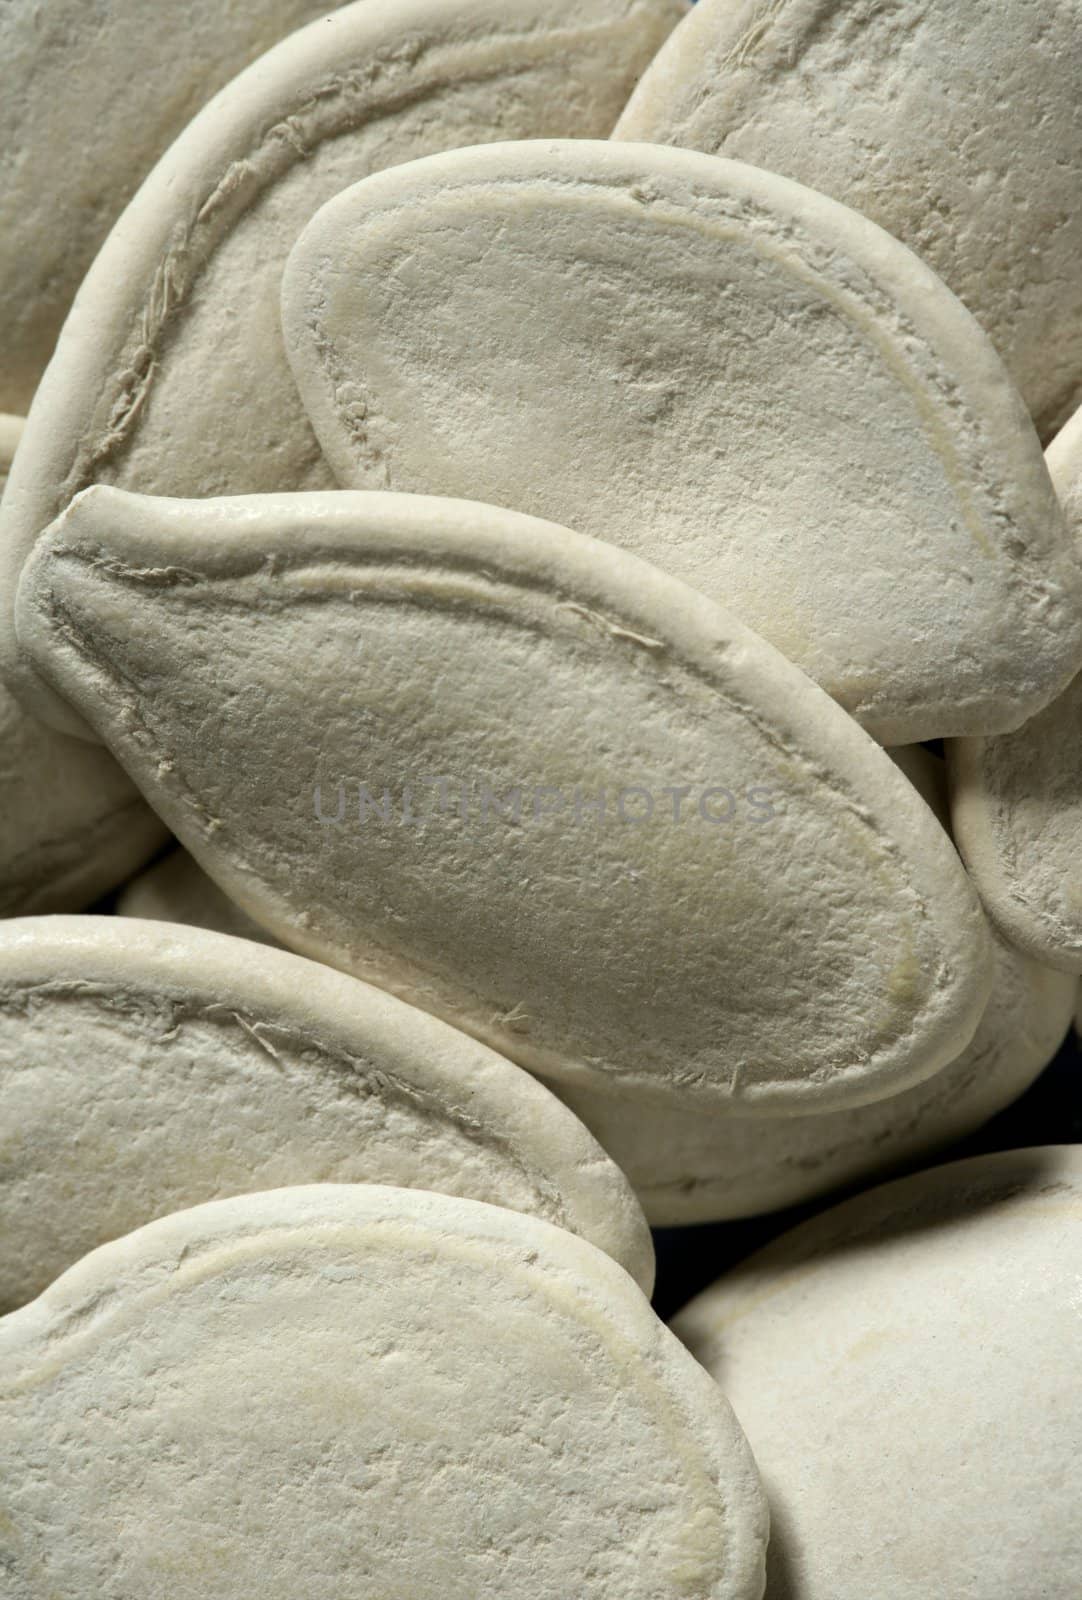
1,2,1080,1596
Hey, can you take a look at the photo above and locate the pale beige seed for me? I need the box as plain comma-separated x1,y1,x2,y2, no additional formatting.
17,486,993,1114
558,746,1071,1222
615,0,1082,440
1,412,167,910
0,915,653,1310
949,403,1082,972
0,0,360,415
281,139,1081,743
676,1148,1082,1600
0,1186,767,1600
0,695,167,917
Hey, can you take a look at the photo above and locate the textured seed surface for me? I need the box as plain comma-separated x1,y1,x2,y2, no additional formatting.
0,915,653,1309
949,404,1082,972
118,796,1072,1227
0,1185,768,1599
0,0,683,732
615,0,1082,440
0,695,166,917
0,0,360,414
18,486,992,1112
560,927,1073,1223
560,748,1071,1218
281,138,1082,744
676,1147,1082,1600
1,416,167,910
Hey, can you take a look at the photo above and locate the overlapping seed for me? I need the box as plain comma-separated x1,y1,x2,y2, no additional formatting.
615,0,1082,440
0,914,653,1310
0,0,683,733
18,486,992,1112
0,1186,767,1599
282,138,1082,743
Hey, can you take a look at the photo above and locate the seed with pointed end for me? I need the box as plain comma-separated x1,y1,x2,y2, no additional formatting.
17,485,992,1112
